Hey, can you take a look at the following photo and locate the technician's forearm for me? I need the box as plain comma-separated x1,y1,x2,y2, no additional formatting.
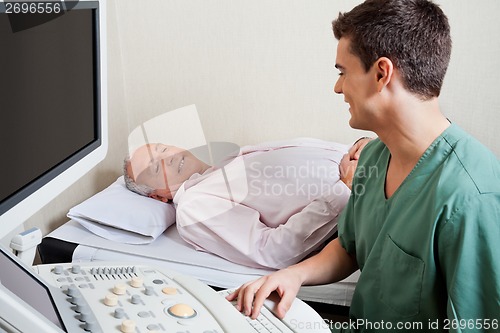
290,238,358,286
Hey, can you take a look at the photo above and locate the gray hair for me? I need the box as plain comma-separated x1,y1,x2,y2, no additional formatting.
123,156,155,197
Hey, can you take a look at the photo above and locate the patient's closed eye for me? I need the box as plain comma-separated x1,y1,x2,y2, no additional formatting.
150,161,160,174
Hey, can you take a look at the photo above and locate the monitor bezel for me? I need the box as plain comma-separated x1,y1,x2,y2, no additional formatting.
0,0,108,239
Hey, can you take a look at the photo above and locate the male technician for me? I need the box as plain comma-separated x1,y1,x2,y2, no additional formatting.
229,0,500,331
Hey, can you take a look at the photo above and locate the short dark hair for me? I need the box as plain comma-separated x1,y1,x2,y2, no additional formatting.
332,0,452,100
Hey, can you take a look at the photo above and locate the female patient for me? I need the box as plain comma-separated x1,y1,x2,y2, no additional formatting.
124,138,368,269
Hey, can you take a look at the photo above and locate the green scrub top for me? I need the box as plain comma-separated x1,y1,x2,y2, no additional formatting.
335,124,500,332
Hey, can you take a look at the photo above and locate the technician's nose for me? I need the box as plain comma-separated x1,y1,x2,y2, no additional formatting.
334,78,343,94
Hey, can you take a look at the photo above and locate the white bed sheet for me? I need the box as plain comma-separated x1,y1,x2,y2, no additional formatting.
47,220,358,306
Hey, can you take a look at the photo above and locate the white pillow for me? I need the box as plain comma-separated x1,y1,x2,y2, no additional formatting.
67,177,176,244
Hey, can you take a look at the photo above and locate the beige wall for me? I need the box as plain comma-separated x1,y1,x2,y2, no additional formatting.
25,0,500,236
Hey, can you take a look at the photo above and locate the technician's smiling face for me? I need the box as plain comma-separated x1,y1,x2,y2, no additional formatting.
129,143,205,201
334,37,379,131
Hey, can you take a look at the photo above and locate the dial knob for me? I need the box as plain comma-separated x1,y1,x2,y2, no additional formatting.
113,283,127,295
78,308,91,322
130,277,144,288
84,319,98,332
120,319,136,333
66,285,79,296
144,286,154,296
104,293,118,307
70,294,83,305
131,294,142,304
114,308,125,319
53,265,64,275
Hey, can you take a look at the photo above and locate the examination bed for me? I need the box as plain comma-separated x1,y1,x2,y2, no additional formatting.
38,177,359,310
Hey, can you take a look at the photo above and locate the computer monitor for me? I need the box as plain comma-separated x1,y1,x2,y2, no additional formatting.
0,0,108,239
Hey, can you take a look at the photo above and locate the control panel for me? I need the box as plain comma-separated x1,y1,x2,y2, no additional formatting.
35,263,255,333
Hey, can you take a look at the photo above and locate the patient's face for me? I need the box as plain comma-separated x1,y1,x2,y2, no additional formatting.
128,143,206,201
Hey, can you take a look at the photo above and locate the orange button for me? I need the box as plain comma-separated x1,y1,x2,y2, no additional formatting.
162,287,178,295
167,304,196,319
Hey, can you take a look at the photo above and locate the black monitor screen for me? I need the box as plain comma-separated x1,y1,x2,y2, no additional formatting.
0,2,101,216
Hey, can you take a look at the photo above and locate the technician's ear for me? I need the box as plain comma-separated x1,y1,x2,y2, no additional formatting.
374,57,394,92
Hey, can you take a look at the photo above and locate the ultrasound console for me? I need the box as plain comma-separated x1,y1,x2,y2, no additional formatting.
0,244,329,333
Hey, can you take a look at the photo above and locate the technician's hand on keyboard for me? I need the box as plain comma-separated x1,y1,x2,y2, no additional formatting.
220,289,297,333
225,270,302,320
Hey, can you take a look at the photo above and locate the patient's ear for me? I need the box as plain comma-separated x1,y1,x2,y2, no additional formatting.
149,189,171,203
